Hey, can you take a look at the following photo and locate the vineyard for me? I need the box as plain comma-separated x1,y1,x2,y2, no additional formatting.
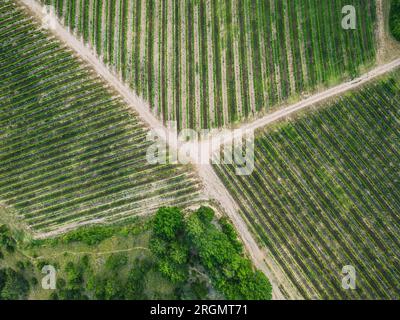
0,0,201,236
38,0,377,129
214,70,400,299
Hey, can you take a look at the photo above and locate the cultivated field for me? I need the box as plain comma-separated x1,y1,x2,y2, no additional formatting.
214,70,400,299
38,0,377,129
0,0,201,237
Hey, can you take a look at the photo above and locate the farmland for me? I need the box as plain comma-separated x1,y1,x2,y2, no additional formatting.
0,0,201,237
214,70,400,299
38,0,377,129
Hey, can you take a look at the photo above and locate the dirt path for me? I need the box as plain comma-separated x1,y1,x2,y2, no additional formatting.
376,0,385,64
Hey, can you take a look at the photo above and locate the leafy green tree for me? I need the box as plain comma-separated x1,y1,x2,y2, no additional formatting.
153,207,185,240
150,207,189,284
186,208,272,300
0,268,30,300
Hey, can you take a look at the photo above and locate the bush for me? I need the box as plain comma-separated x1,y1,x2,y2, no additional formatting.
186,208,272,300
0,268,30,300
149,206,272,300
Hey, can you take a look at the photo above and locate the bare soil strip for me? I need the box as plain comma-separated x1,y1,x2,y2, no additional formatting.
127,0,135,83
256,1,269,111
195,163,301,300
152,0,160,116
138,0,146,93
211,58,400,151
270,0,282,102
114,0,121,73
101,0,107,61
296,1,309,89
165,0,174,121
219,0,229,126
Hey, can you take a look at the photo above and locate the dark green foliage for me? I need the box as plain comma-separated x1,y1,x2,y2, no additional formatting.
390,0,400,41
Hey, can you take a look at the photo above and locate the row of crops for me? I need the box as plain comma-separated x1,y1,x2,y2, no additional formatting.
38,0,377,129
0,0,201,236
214,70,400,299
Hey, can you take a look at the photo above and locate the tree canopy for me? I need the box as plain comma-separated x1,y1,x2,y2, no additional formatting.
390,0,400,41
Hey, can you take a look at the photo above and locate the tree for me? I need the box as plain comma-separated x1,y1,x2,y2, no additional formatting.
390,0,400,41
0,268,30,300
